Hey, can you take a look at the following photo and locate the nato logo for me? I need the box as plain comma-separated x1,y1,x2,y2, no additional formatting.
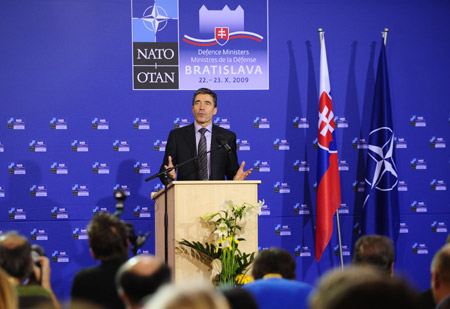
154,140,167,151
295,245,311,257
431,179,447,191
394,137,407,149
7,118,25,130
51,207,69,219
334,116,348,128
352,138,368,149
353,222,361,234
174,118,190,128
410,115,426,127
153,183,164,192
114,184,130,196
273,139,289,150
0,141,4,152
399,222,409,234
92,118,109,130
51,162,68,174
93,162,110,174
52,251,69,263
293,117,309,128
274,182,290,194
293,160,309,172
411,158,427,170
430,137,446,149
352,181,365,192
72,185,89,197
0,186,5,198
237,139,250,151
30,229,48,241
133,118,150,130
338,160,349,171
137,249,151,255
134,162,151,174
432,221,448,233
29,140,47,152
398,180,408,192
260,203,270,216
412,243,428,255
9,163,26,175
30,185,47,197
313,138,318,149
134,206,151,218
73,228,88,240
71,140,88,152
93,206,109,214
253,161,270,172
411,201,427,213
113,140,130,152
214,117,231,129
293,203,310,215
274,224,291,236
338,203,349,214
50,118,67,130
253,117,270,129
334,244,351,256
9,208,26,220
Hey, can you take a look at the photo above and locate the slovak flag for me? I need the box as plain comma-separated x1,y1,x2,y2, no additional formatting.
315,32,341,262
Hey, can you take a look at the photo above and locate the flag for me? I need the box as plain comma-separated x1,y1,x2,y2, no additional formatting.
315,32,341,261
361,37,400,243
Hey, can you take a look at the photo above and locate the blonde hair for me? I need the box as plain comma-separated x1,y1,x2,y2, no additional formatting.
0,268,18,309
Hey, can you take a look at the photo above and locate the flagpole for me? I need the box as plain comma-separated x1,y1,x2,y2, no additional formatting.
383,28,389,46
318,28,344,270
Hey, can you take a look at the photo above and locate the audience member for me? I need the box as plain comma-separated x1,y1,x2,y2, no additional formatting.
0,267,18,309
71,212,129,309
242,247,313,309
431,244,450,308
309,265,419,309
220,286,258,309
0,231,59,309
352,234,395,277
144,281,230,309
115,254,171,309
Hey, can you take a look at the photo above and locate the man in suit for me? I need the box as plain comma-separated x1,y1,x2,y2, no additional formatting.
159,88,251,184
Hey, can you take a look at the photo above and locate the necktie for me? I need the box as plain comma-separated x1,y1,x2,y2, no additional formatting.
198,128,208,180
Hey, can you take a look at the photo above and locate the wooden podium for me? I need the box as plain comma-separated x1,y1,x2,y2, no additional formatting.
152,180,260,282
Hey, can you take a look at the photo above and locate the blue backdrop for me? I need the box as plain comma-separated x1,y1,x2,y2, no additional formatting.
0,0,449,302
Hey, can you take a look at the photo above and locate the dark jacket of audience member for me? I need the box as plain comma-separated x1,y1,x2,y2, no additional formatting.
71,213,129,309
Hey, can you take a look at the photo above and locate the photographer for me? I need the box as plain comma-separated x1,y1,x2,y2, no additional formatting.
0,231,60,309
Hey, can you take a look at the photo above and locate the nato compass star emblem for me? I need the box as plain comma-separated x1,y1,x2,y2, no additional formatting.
366,127,398,191
141,5,170,32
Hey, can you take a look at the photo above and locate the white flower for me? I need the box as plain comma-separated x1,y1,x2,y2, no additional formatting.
220,200,235,212
214,221,228,239
202,212,218,222
211,258,222,279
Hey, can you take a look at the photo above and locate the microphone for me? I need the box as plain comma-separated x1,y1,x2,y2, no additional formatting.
216,137,232,153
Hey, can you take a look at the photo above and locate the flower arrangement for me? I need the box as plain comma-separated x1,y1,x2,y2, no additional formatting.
179,200,263,286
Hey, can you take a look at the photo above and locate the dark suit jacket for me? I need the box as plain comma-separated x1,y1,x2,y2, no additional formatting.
159,124,239,184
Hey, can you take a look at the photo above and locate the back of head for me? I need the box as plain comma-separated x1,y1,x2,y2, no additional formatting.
88,213,128,262
352,234,395,276
0,231,34,280
144,281,230,309
116,254,171,306
310,265,418,309
252,247,296,280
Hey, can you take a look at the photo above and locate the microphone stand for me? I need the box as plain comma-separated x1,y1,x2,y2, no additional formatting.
144,144,227,264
